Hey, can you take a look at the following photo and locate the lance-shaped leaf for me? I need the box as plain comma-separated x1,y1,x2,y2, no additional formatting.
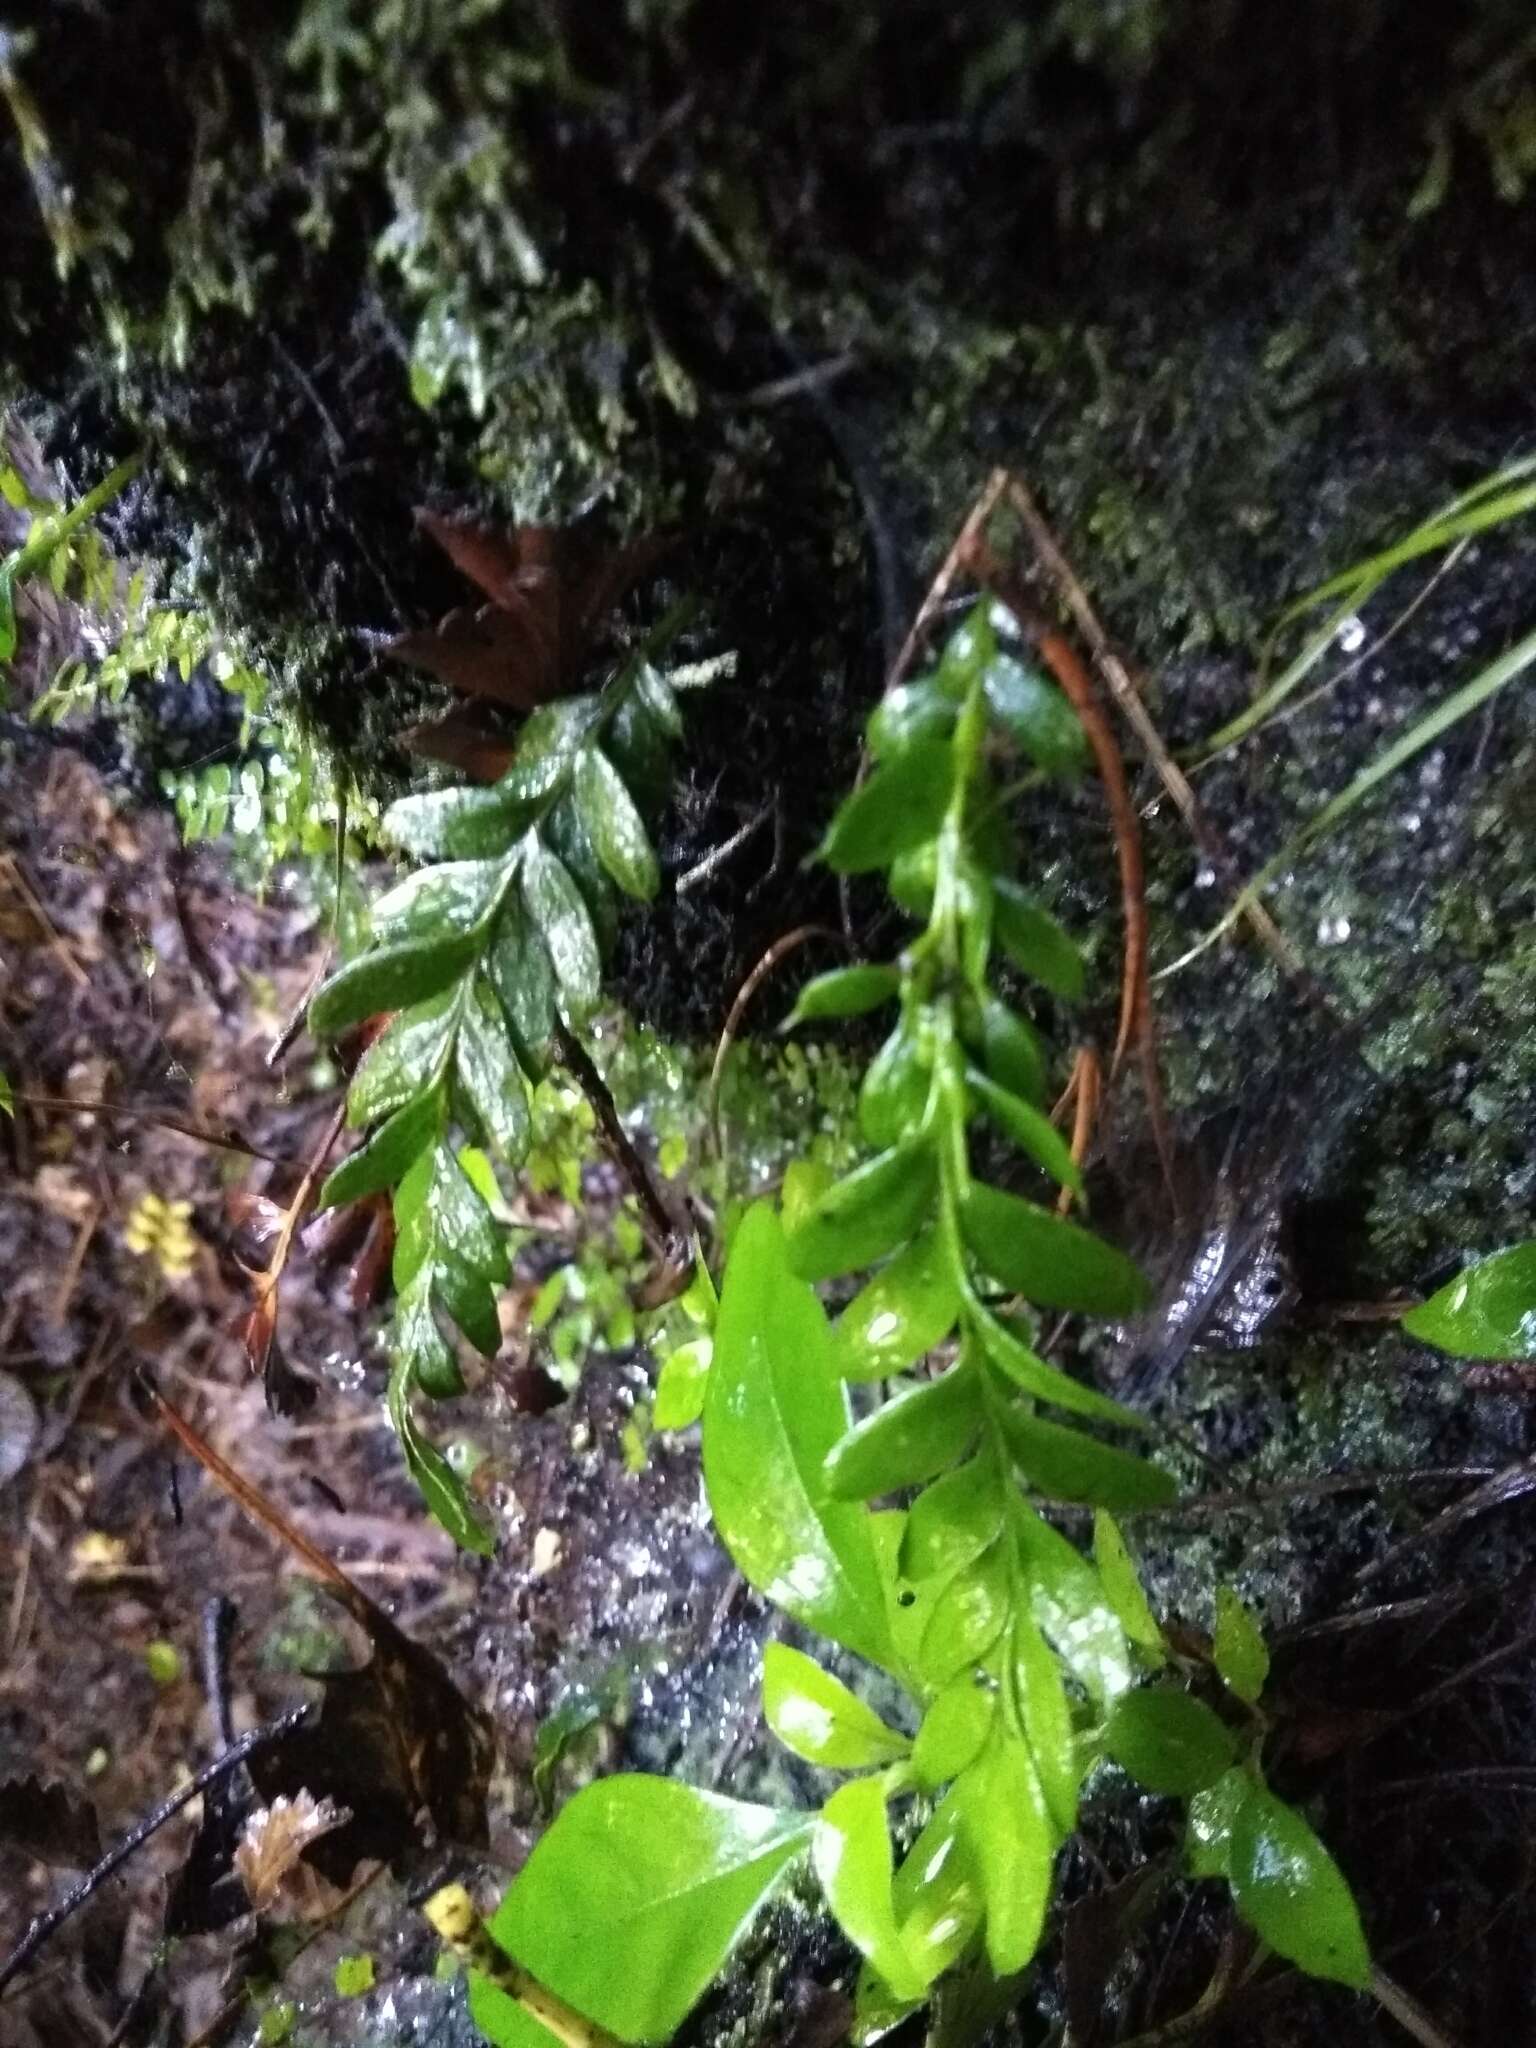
311,928,482,1037
369,858,508,943
835,1229,961,1383
817,737,955,873
961,1183,1149,1316
456,978,531,1161
703,1205,896,1671
966,1069,1083,1197
996,1402,1176,1511
318,1090,440,1211
958,1733,1054,1975
574,746,659,901
815,1777,928,2003
824,1365,983,1501
786,1141,938,1284
1010,1608,1080,1837
762,1644,909,1769
1014,1501,1133,1707
1229,1780,1371,1989
522,839,601,1021
991,880,1085,999
1213,1586,1270,1704
973,1308,1140,1427
347,989,460,1126
387,1327,493,1555
784,965,902,1029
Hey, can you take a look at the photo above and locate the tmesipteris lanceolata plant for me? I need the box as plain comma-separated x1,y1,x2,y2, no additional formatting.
450,602,1372,2048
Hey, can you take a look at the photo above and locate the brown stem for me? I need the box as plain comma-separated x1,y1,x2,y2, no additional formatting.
554,1021,689,1258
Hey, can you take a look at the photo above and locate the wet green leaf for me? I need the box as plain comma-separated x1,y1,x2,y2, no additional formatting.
434,1245,502,1358
466,1976,565,2048
991,881,1085,1000
958,1733,1053,1975
317,1090,440,1210
1185,1764,1246,1880
1092,1512,1167,1662
386,1339,493,1555
1213,1586,1269,1704
485,899,557,1076
868,678,958,761
997,1403,1175,1511
575,746,659,901
900,1455,1008,1582
653,1337,712,1429
891,1791,983,1989
859,1022,932,1148
937,606,997,695
982,653,1088,777
824,1366,983,1501
347,989,459,1126
780,1158,835,1233
783,964,901,1029
543,791,618,957
1402,1242,1536,1359
370,859,507,942
967,1068,1083,1196
703,1205,896,1671
489,1776,814,2042
818,739,955,873
834,1229,961,1382
1104,1687,1238,1796
762,1643,909,1769
310,929,481,1037
383,782,541,860
521,842,601,1021
919,1538,1012,1685
456,979,531,1161
635,662,683,738
1229,1781,1370,1988
972,1309,1140,1426
786,1141,938,1283
961,1183,1149,1316
914,1676,996,1789
394,1143,507,1295
1010,1609,1079,1836
1014,1502,1133,1707
814,1777,927,2003
963,996,1047,1105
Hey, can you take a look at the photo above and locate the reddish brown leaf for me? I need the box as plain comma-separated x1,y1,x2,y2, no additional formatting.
414,510,555,612
400,708,516,783
389,602,560,708
390,509,672,720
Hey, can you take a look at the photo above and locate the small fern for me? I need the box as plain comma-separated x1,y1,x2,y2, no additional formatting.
307,605,709,1549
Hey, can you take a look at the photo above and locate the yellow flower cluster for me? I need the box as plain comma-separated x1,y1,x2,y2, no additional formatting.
123,1192,197,1280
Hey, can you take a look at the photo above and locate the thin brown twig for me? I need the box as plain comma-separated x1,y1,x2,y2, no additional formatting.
554,1021,689,1257
1002,476,1333,1009
10,1093,287,1162
884,468,1011,696
707,924,844,1162
965,538,1178,1203
0,852,89,989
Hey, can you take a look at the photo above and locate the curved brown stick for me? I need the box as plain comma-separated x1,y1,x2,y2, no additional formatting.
1051,1044,1101,1216
964,537,1177,1206
707,924,844,1161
